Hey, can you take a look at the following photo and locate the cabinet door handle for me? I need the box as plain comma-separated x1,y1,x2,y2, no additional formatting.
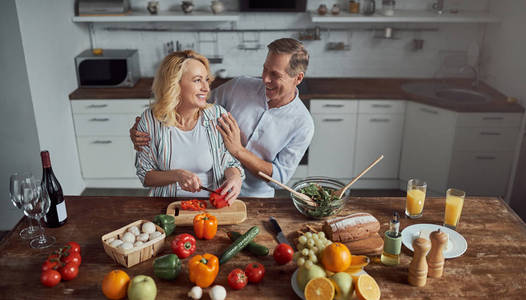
87,104,108,108
482,116,504,121
322,118,344,122
371,104,392,108
143,104,150,108
420,108,438,115
89,118,110,122
323,104,344,108
480,132,501,136
92,140,112,144
370,118,391,122
476,156,496,160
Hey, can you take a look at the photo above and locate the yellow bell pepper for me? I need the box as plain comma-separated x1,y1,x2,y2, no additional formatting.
188,253,219,288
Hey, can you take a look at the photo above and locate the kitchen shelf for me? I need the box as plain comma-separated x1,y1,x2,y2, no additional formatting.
72,11,240,23
310,10,500,24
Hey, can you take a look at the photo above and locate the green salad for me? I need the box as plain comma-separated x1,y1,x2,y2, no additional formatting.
298,183,342,218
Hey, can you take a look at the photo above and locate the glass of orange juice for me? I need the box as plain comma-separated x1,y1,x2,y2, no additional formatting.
444,188,466,230
405,179,427,219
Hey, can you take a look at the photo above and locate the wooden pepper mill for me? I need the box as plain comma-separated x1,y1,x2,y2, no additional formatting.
408,237,431,287
428,229,448,278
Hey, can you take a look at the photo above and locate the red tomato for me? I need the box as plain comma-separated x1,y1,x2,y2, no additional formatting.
41,270,61,287
42,260,59,272
58,263,79,281
273,243,294,265
227,268,247,290
65,241,81,255
244,262,265,283
61,252,82,267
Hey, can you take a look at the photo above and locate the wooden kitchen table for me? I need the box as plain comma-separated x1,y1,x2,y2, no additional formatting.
1,196,525,299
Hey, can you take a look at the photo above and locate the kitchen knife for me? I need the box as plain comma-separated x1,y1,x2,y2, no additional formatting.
269,217,293,248
200,185,220,195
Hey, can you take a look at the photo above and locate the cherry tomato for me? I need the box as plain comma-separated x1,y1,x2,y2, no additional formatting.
42,260,60,272
227,268,247,290
244,262,265,283
273,243,294,265
65,241,81,255
41,270,61,287
61,252,82,267
58,263,79,281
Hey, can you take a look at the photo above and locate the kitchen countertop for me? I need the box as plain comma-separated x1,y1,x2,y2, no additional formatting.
69,77,524,113
1,196,526,299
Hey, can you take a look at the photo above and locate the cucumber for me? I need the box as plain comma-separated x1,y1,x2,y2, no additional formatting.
219,226,260,264
227,231,269,257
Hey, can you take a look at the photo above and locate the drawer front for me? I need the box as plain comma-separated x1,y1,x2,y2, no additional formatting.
407,102,457,127
73,114,137,136
448,151,514,196
71,99,151,114
456,113,523,128
77,137,137,178
358,100,406,114
310,99,357,114
453,127,520,151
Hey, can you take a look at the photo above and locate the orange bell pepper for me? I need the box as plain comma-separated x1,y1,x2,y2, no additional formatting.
193,213,218,240
188,253,219,288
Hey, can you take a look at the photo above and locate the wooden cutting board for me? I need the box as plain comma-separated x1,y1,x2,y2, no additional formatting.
166,200,247,226
344,233,384,256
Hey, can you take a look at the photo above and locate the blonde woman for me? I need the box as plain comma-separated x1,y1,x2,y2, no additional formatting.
135,50,244,203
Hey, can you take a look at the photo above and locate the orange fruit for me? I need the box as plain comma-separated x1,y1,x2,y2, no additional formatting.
102,269,130,300
355,274,381,300
304,277,335,300
321,242,352,273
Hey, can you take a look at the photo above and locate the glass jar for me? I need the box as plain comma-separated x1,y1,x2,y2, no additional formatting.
362,0,376,16
382,0,395,16
349,0,360,14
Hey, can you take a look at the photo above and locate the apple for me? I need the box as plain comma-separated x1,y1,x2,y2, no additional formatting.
331,272,353,300
296,264,326,291
127,275,157,300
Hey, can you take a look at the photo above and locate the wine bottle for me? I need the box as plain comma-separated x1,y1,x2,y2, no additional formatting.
41,150,68,227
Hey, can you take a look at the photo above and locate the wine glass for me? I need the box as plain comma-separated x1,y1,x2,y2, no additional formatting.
20,178,55,248
9,173,41,239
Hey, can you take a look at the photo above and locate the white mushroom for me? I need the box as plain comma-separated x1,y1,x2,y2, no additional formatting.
142,222,156,234
106,237,116,243
122,232,136,243
137,233,150,242
110,239,123,248
134,241,144,248
149,231,162,240
120,242,134,250
127,225,141,236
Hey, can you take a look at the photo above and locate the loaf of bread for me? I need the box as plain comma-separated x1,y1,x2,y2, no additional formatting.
323,212,380,243
344,233,384,256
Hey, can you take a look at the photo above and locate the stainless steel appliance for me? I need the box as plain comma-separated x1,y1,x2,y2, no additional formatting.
77,0,130,16
75,49,140,88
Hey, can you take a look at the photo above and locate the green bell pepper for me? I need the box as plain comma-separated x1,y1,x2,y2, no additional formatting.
153,254,182,280
153,214,176,236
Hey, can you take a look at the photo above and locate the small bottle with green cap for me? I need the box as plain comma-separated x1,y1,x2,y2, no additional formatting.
381,211,402,265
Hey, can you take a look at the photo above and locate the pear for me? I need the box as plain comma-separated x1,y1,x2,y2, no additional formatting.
331,272,353,300
296,264,326,291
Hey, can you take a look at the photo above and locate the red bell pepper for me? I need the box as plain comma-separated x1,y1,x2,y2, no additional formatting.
181,199,207,211
171,233,197,259
209,188,228,208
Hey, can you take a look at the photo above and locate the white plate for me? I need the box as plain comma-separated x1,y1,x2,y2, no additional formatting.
291,268,366,300
401,223,467,259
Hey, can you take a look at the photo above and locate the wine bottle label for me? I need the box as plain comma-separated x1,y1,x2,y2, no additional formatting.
57,201,67,222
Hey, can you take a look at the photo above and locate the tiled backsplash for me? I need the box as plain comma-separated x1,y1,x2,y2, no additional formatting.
92,0,489,78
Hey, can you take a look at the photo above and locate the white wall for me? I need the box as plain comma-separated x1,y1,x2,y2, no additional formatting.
15,0,90,195
0,0,42,230
91,0,489,78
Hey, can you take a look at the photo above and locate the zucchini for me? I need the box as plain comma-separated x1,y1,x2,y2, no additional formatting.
219,226,259,264
227,231,269,257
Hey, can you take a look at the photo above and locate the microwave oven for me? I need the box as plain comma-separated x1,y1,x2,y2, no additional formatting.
240,0,306,12
75,49,140,88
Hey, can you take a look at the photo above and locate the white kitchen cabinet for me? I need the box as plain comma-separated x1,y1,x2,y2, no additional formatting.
71,99,150,186
355,100,405,179
399,102,457,193
308,100,357,178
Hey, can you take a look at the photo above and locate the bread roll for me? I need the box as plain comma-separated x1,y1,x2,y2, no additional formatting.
323,212,380,242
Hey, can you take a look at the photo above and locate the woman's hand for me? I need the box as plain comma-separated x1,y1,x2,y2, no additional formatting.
174,169,201,192
130,116,151,151
220,168,243,205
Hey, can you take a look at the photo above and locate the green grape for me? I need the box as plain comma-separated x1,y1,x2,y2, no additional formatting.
301,248,309,256
312,234,319,241
311,246,319,254
292,252,301,261
309,253,317,263
305,232,313,238
298,235,307,244
304,260,313,269
317,232,326,239
307,239,315,248
297,257,305,266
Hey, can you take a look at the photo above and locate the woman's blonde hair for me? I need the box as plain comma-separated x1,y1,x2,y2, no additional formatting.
152,50,214,127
